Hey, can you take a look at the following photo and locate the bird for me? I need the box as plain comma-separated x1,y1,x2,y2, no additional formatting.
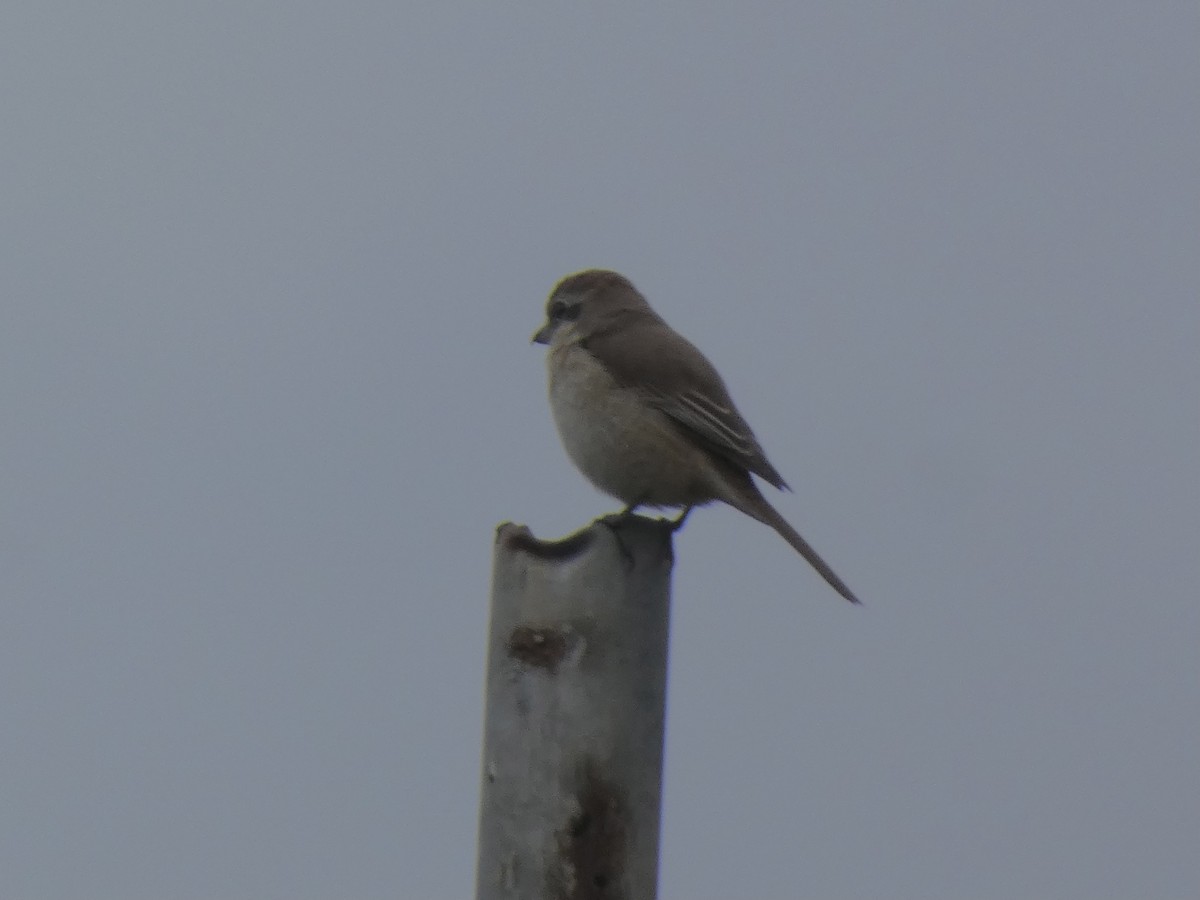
532,268,861,604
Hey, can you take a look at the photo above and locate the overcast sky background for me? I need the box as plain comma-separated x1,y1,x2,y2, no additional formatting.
2,3,1197,899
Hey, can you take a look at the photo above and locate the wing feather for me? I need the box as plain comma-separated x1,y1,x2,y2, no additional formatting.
583,316,790,490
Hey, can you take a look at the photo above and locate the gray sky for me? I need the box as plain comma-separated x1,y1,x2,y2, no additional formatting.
2,3,1197,898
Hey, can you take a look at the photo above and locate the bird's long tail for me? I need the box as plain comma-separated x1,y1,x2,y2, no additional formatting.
724,481,862,605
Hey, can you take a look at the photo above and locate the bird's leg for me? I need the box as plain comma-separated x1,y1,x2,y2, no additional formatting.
598,496,649,569
601,497,646,527
615,499,644,522
667,505,693,531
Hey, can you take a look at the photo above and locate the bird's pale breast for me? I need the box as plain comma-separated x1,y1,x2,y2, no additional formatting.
547,341,715,507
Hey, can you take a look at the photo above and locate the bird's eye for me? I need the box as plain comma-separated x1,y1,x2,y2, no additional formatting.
550,299,581,321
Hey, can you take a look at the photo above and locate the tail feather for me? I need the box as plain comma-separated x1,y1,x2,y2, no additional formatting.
761,503,861,604
721,478,861,605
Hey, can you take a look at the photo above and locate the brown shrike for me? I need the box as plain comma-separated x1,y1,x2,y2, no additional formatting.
532,269,861,605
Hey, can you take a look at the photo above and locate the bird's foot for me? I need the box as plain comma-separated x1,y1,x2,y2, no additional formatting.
666,505,693,532
597,500,646,568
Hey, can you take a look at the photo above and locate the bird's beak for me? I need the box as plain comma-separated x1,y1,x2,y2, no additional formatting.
531,320,556,345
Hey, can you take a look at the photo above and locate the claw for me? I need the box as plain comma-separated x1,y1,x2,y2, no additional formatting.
668,505,693,531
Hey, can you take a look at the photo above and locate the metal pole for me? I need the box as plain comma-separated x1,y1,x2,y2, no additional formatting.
475,516,674,900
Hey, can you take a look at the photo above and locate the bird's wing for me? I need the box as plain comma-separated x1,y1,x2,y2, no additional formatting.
583,317,790,490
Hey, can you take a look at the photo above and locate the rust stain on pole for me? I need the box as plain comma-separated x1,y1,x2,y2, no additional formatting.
549,760,628,900
507,625,573,673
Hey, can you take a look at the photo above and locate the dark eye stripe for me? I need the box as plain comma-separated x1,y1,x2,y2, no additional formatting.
549,298,580,321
